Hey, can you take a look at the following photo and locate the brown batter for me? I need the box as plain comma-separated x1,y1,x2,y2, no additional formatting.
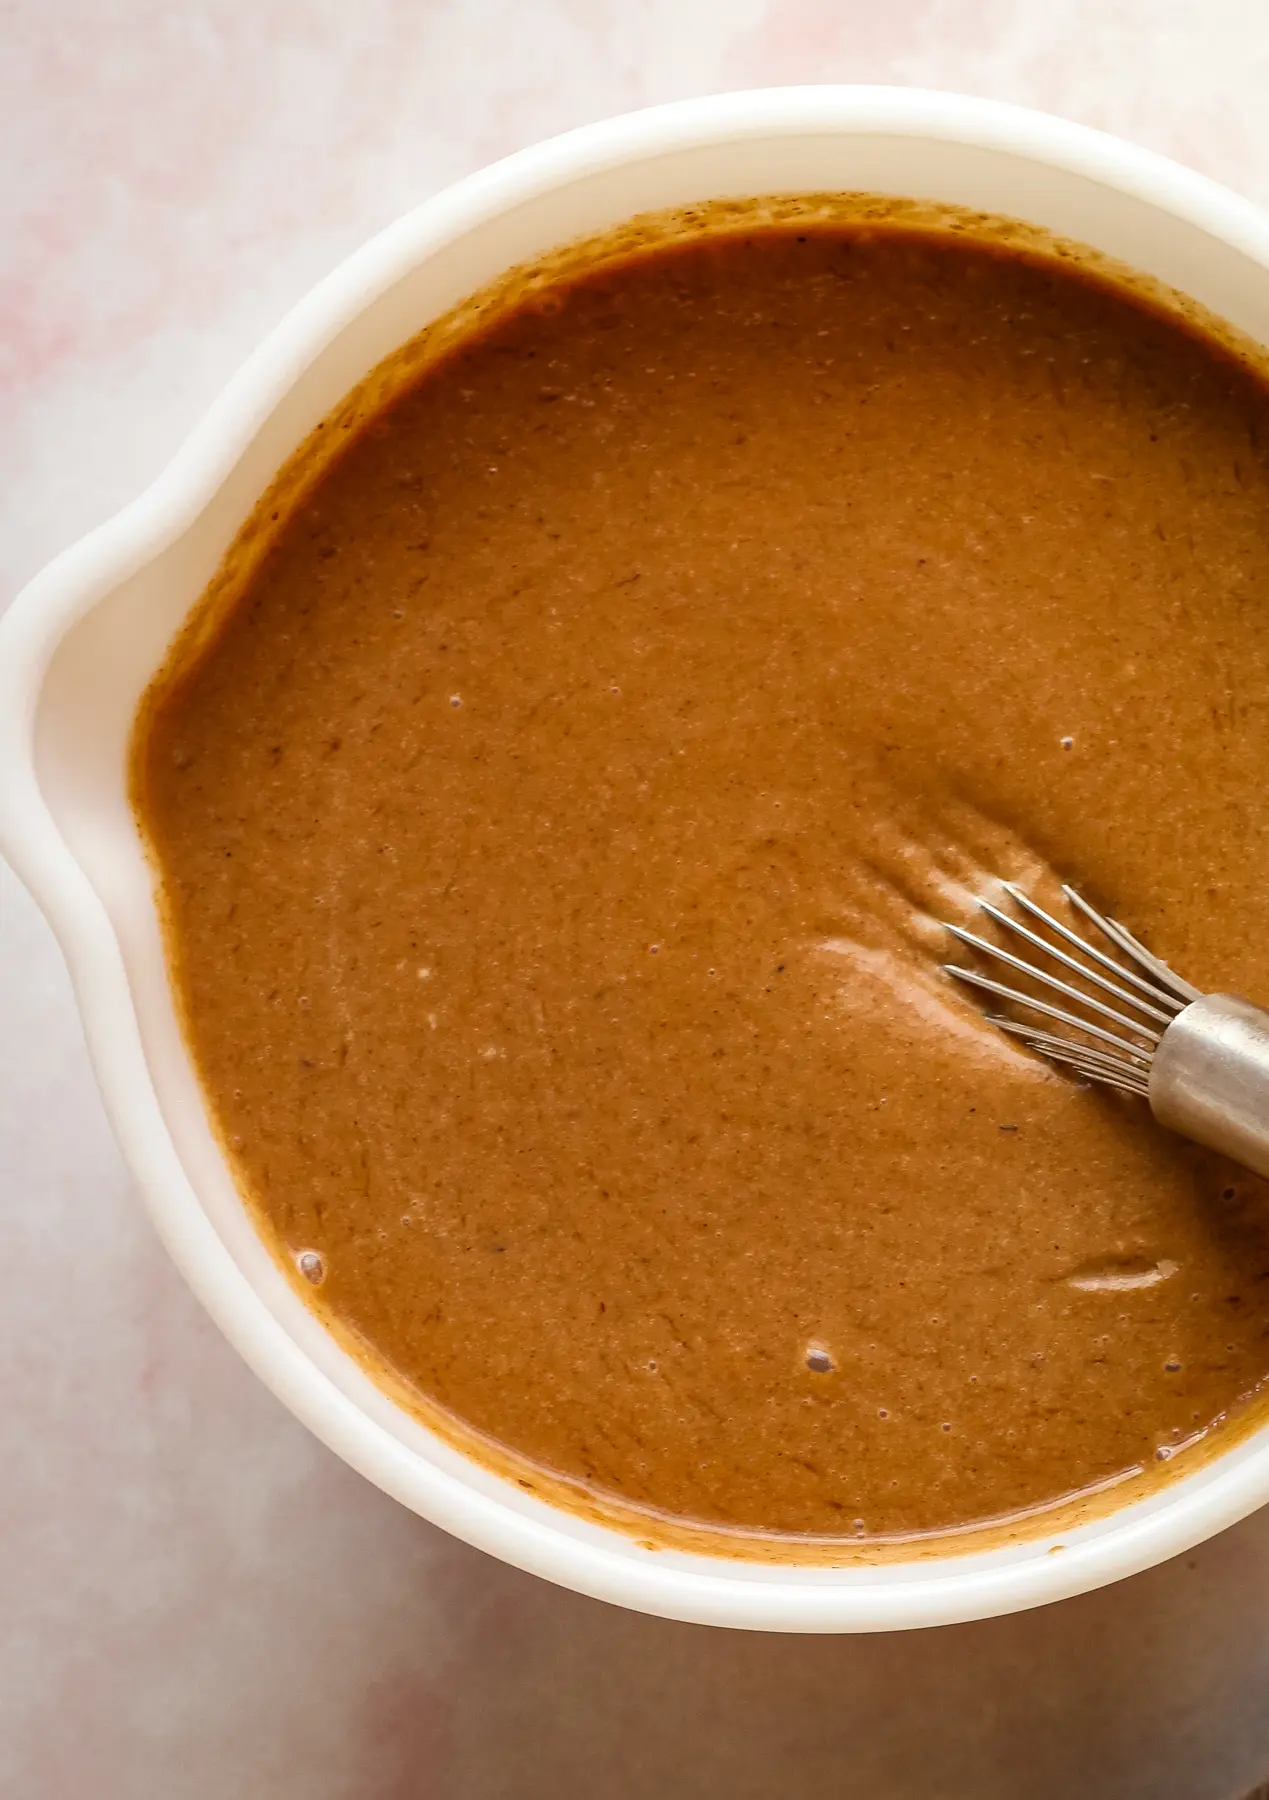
134,222,1269,1546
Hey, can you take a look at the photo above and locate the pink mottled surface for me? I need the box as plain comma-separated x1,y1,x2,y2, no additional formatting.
5,4,1269,1795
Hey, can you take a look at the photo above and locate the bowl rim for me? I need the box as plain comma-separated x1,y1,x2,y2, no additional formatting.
8,83,1269,1632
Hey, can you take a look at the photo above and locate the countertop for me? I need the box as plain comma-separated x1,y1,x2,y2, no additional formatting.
5,3,1269,1795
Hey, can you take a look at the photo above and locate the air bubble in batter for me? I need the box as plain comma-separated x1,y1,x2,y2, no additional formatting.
297,1249,326,1286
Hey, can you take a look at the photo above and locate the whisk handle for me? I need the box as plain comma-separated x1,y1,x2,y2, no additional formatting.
1150,994,1269,1179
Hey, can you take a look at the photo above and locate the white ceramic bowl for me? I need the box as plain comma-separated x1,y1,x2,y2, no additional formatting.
7,86,1269,1632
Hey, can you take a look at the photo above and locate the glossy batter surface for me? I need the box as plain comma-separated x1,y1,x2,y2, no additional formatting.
135,227,1269,1542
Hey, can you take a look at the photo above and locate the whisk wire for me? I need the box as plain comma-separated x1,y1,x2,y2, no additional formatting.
989,1020,1152,1095
943,882,1195,1093
1004,883,1187,1014
972,897,1175,1026
1062,887,1202,1006
944,922,1163,1040
947,880,1269,1171
946,964,1160,1058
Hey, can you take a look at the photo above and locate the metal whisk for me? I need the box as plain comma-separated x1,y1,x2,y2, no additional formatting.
943,882,1269,1179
